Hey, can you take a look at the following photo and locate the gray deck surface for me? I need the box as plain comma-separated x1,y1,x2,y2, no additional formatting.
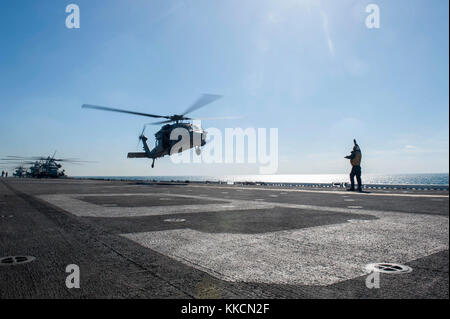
0,178,448,299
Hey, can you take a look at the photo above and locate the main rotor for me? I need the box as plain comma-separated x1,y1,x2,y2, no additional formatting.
82,94,234,125
1,155,93,165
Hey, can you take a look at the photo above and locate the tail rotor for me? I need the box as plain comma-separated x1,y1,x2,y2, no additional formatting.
136,124,150,150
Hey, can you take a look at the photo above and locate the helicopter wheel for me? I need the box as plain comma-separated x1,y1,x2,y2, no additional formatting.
195,147,201,156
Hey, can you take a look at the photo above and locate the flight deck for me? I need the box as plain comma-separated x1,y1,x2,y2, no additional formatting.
0,178,448,299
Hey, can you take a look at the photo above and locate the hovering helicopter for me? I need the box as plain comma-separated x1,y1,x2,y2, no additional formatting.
1,153,91,178
82,94,234,168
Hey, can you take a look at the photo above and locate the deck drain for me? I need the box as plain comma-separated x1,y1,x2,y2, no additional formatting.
0,256,36,266
365,263,412,274
164,218,186,223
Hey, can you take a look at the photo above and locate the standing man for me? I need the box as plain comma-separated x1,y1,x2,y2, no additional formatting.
1,170,4,178
345,139,363,192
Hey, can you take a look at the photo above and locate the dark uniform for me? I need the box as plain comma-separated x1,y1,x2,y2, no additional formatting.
345,140,362,192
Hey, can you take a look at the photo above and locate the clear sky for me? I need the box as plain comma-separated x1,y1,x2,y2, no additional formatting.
0,0,448,176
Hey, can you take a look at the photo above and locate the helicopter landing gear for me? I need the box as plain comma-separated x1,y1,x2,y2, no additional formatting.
195,146,201,156
151,158,155,168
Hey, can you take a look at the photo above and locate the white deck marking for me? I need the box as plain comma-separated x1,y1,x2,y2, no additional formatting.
164,218,186,223
37,193,274,218
188,185,449,198
123,211,448,286
37,192,449,286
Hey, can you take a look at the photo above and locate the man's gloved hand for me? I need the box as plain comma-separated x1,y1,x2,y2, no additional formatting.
353,139,358,145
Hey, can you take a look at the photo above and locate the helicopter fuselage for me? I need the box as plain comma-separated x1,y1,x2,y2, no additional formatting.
127,122,207,165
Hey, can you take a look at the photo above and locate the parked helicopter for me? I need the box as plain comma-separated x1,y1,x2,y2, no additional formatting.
1,153,91,178
12,165,27,178
82,94,234,168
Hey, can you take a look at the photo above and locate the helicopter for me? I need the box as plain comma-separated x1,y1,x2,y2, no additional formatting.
82,94,234,168
12,165,27,178
1,153,91,178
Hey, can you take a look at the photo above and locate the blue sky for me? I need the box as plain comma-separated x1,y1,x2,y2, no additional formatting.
0,0,448,176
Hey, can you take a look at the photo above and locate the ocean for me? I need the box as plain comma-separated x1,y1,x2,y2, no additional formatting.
77,173,449,186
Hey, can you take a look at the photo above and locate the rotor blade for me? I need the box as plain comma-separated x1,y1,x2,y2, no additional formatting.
3,156,38,159
149,119,172,125
2,156,95,164
0,160,36,165
59,162,84,166
140,124,149,136
182,94,223,116
4,156,47,161
54,159,97,163
136,125,149,150
0,159,34,162
82,104,170,119
188,116,243,121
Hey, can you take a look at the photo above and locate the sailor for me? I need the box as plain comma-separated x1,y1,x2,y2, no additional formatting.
345,139,363,192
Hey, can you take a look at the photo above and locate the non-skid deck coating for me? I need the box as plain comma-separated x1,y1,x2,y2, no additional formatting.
0,178,448,298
